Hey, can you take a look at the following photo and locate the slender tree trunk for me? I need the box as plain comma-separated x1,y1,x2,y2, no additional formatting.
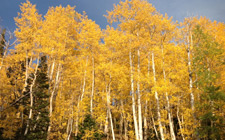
67,118,73,140
21,51,32,135
109,109,115,140
149,100,160,140
187,30,200,140
106,82,115,140
75,98,80,137
144,52,151,140
24,55,40,135
66,118,70,136
166,94,176,140
152,52,165,140
33,112,40,131
68,119,73,140
75,89,85,136
150,108,159,140
104,109,109,133
114,117,117,132
130,50,139,140
177,98,185,140
49,59,55,81
75,58,87,136
49,63,61,117
144,101,148,140
47,58,55,137
22,52,33,94
47,63,61,139
124,119,128,140
137,48,143,140
80,58,88,101
120,112,123,140
90,57,95,115
161,44,176,140
121,100,128,140
67,94,74,140
187,31,194,112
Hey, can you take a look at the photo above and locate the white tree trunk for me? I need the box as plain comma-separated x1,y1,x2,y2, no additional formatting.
22,52,33,94
90,57,95,115
144,101,148,140
187,25,199,140
24,55,40,135
104,109,109,135
144,52,151,140
106,82,115,140
150,108,159,140
130,50,139,140
67,118,73,140
137,48,143,140
187,31,194,111
80,57,88,101
177,98,185,140
186,27,195,115
121,100,128,140
109,108,115,140
75,98,80,137
161,44,176,140
49,63,61,117
49,59,55,82
120,112,123,140
152,52,165,140
75,58,88,136
48,63,61,139
67,93,74,140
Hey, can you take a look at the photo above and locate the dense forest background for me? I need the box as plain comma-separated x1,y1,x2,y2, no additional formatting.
0,0,224,139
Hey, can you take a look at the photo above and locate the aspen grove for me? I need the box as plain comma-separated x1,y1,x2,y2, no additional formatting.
0,0,225,140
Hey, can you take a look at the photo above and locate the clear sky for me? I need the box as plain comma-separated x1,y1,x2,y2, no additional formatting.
0,0,225,32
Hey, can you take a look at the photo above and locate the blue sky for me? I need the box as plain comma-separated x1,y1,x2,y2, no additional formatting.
0,0,225,32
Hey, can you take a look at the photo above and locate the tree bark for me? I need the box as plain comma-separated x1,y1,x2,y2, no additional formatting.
161,44,176,140
121,100,128,140
49,63,61,117
144,101,148,140
137,48,143,140
144,52,151,140
90,57,95,115
104,109,109,135
75,98,80,137
21,52,33,94
106,82,115,140
150,107,159,140
75,58,88,136
47,63,61,139
187,30,194,112
67,92,74,140
120,112,123,140
177,98,185,140
24,55,40,135
130,50,139,140
152,52,165,140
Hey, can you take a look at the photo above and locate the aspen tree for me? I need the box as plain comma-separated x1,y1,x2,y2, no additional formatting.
14,1,42,136
41,5,80,139
159,15,177,140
